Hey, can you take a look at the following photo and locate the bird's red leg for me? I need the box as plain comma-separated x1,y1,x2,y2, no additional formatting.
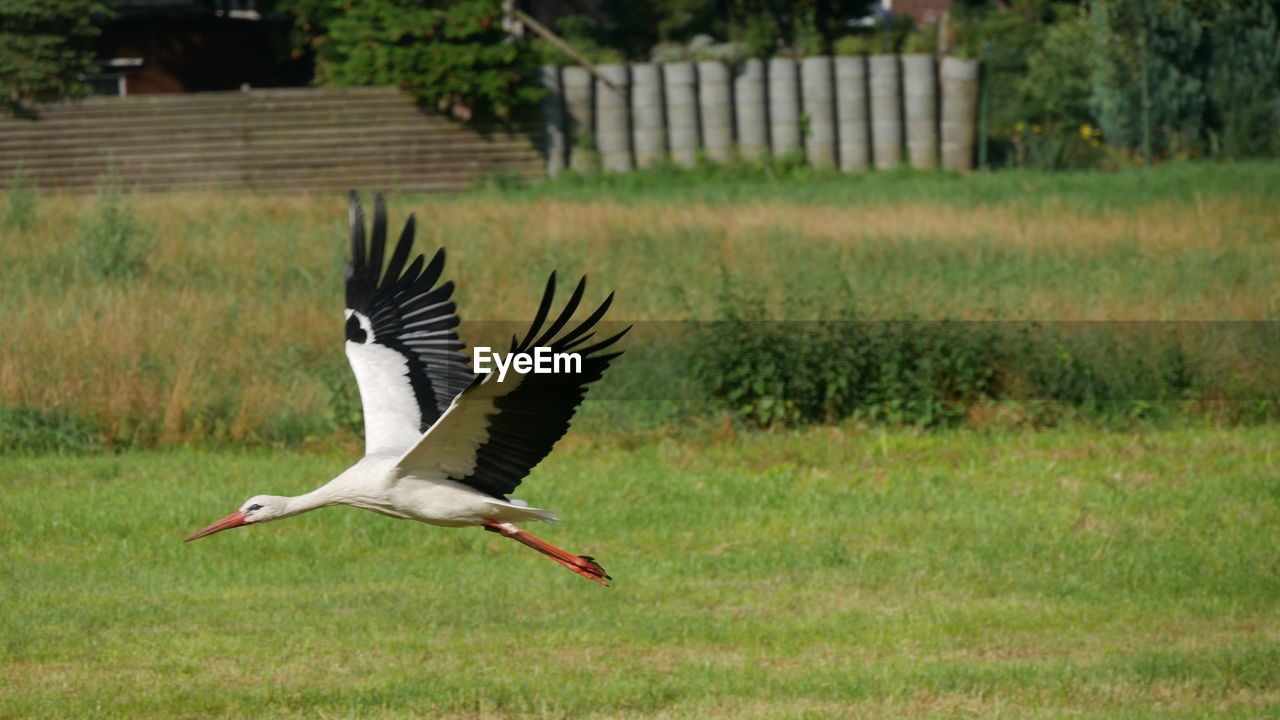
483,521,611,586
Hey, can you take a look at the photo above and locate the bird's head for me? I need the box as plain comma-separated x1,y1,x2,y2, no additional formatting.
183,495,291,542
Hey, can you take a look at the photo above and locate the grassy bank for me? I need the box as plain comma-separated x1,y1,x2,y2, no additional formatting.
1,163,1278,446
2,425,1277,718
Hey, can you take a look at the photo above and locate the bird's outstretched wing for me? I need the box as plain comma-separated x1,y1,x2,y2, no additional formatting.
345,192,472,455
395,273,628,499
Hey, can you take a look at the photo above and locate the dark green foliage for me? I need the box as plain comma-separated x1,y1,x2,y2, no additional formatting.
957,0,1279,165
1207,0,1280,158
695,318,1001,428
0,405,100,453
1090,0,1209,158
283,0,543,123
954,1,1092,168
1022,7,1093,129
697,319,1003,428
696,310,1280,429
1006,8,1103,170
565,0,874,60
0,0,110,117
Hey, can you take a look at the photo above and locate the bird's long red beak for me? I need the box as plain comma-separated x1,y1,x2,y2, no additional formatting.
183,510,249,542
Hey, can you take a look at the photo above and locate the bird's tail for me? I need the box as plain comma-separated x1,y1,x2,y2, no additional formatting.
483,497,558,523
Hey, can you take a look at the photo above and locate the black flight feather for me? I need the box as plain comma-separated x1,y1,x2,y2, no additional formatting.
345,192,472,430
450,274,628,499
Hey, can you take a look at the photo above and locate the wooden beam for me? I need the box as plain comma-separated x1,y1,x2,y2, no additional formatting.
510,8,616,90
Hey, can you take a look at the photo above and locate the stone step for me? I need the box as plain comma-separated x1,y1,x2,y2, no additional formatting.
1,86,544,193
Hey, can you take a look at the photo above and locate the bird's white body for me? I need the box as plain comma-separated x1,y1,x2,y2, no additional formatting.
284,453,555,527
185,194,622,585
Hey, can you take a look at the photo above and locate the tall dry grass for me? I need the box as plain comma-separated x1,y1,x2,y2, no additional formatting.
1,183,1277,446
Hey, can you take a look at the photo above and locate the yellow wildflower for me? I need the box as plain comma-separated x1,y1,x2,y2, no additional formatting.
1080,124,1092,139
1014,121,1025,133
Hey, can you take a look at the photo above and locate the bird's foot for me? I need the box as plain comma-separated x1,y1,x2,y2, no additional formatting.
565,554,611,586
484,521,611,586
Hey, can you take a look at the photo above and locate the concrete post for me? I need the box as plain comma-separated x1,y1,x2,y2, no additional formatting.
733,58,768,161
834,55,870,172
595,64,632,172
697,61,734,163
663,62,699,167
538,65,566,177
940,56,980,172
561,66,595,172
800,56,836,168
767,56,801,156
630,63,666,168
868,54,902,170
901,53,938,169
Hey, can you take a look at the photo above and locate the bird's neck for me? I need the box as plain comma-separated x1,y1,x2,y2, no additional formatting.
281,485,345,518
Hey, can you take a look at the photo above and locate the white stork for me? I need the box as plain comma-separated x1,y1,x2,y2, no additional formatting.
184,193,627,585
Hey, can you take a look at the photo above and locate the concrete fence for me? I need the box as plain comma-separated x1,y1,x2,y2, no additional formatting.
540,55,980,175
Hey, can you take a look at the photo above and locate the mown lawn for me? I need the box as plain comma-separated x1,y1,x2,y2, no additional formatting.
3,424,1277,718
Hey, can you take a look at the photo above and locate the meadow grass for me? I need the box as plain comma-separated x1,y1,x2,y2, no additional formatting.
1,162,1277,445
1,424,1277,718
483,157,1280,211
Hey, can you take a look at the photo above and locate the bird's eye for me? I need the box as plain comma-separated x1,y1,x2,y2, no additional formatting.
247,504,263,512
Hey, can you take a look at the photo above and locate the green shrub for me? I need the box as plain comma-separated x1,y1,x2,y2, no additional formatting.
2,167,39,232
289,0,545,124
1021,6,1093,129
0,405,100,453
74,169,154,281
694,300,1280,429
953,1,1084,167
694,303,1005,429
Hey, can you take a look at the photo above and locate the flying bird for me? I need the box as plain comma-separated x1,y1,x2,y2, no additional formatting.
184,193,627,585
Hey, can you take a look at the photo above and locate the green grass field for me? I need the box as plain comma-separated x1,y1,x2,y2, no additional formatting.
2,425,1278,718
3,162,1278,446
3,162,1279,718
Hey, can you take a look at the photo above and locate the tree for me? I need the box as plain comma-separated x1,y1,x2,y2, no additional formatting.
1207,0,1280,157
0,0,110,117
1090,0,1209,159
1021,6,1093,129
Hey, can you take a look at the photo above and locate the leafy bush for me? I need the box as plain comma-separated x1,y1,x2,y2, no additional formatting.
1021,6,1093,129
695,298,1280,429
0,405,100,453
952,1,1085,168
695,319,1003,428
74,170,154,281
286,0,544,123
3,168,39,232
